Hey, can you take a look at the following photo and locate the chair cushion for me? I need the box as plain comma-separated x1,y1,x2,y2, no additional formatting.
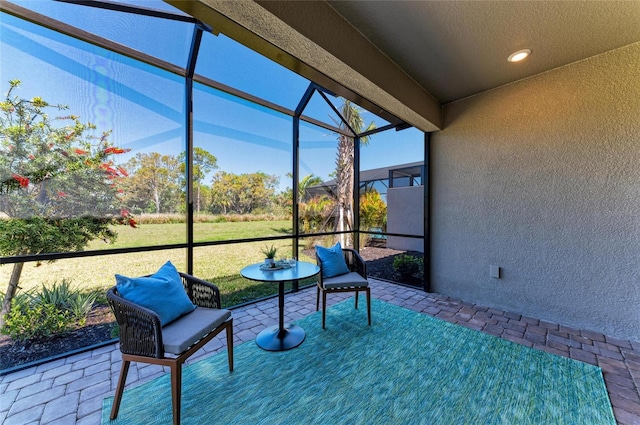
316,242,350,278
162,307,231,354
115,261,196,326
322,271,369,289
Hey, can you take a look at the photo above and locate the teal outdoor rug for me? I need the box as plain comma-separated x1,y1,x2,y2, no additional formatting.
102,298,615,424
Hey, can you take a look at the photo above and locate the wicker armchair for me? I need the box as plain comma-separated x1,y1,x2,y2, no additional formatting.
107,272,233,425
316,248,371,329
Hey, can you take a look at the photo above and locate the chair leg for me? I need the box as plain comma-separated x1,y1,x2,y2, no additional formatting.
316,285,320,311
110,359,130,420
355,290,359,309
322,289,327,329
171,363,182,425
366,287,372,326
226,320,234,372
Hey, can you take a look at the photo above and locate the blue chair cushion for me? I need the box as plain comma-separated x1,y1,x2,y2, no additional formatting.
115,261,196,326
316,242,350,278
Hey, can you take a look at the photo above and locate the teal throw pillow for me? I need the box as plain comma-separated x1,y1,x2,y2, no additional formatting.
115,261,196,326
316,242,350,278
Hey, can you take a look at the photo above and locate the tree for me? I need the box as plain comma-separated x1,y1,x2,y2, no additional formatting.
298,174,324,202
209,171,278,214
285,172,324,203
179,147,218,213
332,100,375,246
0,80,135,327
119,152,182,214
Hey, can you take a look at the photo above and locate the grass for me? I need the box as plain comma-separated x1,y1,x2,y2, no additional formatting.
0,220,322,309
86,220,294,247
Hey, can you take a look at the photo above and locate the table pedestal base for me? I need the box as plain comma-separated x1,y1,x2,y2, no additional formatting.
255,324,305,351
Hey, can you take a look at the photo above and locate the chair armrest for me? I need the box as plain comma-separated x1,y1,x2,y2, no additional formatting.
107,286,164,358
179,272,223,309
343,248,367,278
315,252,324,285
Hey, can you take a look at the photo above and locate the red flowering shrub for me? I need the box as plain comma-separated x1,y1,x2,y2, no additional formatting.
0,79,137,327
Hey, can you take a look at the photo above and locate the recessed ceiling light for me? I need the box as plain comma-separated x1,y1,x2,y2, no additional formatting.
508,49,531,63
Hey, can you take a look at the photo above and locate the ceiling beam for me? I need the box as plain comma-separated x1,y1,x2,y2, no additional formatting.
164,0,442,131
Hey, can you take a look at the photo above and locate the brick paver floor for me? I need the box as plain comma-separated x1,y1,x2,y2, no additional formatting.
1,278,638,425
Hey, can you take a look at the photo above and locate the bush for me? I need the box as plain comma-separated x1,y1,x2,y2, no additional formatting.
136,213,291,225
1,280,99,340
67,292,98,325
3,303,72,341
392,254,423,277
360,190,387,231
35,279,98,322
299,195,334,233
37,279,76,309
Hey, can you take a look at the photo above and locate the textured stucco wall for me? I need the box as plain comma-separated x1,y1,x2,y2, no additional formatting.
431,42,640,341
387,186,424,252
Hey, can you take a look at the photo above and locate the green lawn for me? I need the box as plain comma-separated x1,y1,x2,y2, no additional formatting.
85,220,293,248
1,221,319,308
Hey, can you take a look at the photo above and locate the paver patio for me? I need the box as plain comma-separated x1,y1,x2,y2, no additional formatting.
1,278,638,425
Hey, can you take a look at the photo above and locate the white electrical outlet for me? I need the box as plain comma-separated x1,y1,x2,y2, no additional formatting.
490,265,501,279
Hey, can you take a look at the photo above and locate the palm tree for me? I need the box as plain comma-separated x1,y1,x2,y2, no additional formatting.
333,100,375,246
298,174,324,202
286,172,324,202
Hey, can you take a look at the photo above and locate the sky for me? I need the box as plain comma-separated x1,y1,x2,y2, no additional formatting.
1,0,424,192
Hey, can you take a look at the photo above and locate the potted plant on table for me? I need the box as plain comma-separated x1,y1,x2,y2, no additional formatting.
261,244,278,268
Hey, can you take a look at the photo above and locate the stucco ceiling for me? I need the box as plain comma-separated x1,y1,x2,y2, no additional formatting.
327,1,640,104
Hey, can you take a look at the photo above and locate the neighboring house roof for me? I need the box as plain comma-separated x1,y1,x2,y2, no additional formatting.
310,161,424,189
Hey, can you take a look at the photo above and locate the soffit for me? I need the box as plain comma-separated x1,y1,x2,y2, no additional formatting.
166,1,640,130
327,0,640,103
166,0,443,132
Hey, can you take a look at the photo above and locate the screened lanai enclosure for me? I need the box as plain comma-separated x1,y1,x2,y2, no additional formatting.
0,0,428,313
